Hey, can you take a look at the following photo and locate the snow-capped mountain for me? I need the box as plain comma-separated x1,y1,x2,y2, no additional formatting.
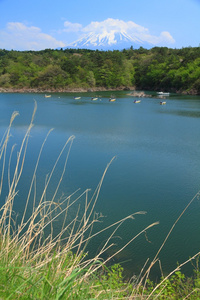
67,30,152,50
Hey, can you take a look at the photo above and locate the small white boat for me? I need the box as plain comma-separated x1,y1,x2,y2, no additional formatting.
160,101,166,105
91,97,98,101
74,96,81,100
157,92,170,96
45,94,51,98
109,98,116,102
134,100,141,103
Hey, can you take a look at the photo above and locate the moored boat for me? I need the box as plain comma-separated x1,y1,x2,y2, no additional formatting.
160,101,166,105
44,94,51,98
157,92,170,96
134,100,141,103
109,98,116,102
91,97,98,101
74,96,81,100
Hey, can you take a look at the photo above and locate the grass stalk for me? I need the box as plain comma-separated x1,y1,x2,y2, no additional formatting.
0,103,160,299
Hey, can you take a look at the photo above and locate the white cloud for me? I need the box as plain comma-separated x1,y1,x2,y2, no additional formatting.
160,31,175,44
0,22,66,50
63,21,82,32
82,18,144,34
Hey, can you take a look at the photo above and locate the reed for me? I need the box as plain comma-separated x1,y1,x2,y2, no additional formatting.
0,102,159,299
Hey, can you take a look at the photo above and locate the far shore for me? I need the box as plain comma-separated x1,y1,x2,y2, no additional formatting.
0,86,199,95
0,86,135,94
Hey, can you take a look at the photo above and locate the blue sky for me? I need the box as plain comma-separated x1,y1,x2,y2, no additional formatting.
0,0,200,50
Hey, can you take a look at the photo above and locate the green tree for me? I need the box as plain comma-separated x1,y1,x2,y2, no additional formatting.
86,71,96,87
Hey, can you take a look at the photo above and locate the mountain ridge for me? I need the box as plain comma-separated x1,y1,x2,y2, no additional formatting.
67,30,153,50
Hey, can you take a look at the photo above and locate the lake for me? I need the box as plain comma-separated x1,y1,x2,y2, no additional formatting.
0,91,200,280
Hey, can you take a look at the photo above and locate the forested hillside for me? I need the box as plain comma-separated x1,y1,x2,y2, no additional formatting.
0,46,200,94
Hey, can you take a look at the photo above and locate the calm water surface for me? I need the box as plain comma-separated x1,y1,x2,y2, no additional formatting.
1,91,200,279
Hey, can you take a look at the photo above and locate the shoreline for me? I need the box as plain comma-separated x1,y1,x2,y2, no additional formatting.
0,86,135,94
0,87,199,95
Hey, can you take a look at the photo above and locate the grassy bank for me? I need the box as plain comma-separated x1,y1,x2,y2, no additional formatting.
1,103,200,299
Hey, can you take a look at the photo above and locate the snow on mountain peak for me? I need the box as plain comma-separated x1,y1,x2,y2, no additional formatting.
68,29,146,50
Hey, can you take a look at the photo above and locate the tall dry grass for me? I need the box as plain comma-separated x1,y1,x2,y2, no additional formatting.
0,102,160,299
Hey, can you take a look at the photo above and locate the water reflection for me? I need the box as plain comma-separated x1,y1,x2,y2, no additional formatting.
163,109,200,118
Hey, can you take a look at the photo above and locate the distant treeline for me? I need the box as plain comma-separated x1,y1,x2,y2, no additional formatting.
0,46,200,94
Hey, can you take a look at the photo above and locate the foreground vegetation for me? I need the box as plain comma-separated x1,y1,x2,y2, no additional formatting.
0,46,200,94
1,104,200,299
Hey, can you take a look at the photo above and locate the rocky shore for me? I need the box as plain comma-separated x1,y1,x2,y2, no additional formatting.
0,86,134,94
0,86,199,95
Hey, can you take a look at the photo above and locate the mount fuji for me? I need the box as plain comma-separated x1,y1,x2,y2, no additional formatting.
67,30,153,50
